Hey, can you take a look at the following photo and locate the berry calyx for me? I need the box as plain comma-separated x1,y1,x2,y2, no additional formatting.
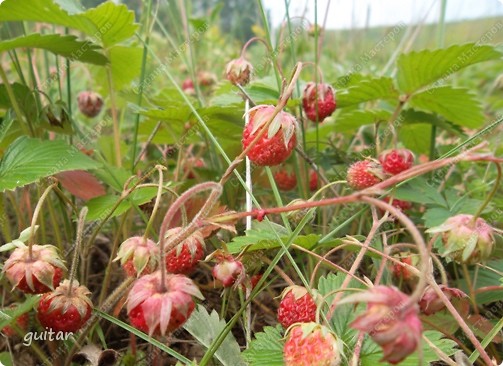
277,285,318,329
3,244,66,294
127,271,203,336
225,57,253,86
419,285,467,316
242,105,297,166
378,148,415,175
115,236,159,277
302,82,336,123
283,322,343,366
37,279,93,333
346,160,384,190
77,91,103,118
164,228,205,275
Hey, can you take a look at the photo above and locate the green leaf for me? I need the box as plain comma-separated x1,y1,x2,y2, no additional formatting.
0,136,100,192
85,187,158,221
408,87,485,128
398,123,432,154
394,177,447,206
361,331,458,365
82,2,138,46
183,305,245,366
400,109,464,136
334,109,391,133
227,221,319,253
397,43,502,93
0,34,108,65
243,325,284,366
458,260,503,304
0,352,13,366
337,77,398,108
106,46,143,91
0,83,36,110
0,0,138,47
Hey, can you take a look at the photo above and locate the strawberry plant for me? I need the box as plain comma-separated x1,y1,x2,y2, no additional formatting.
0,0,502,365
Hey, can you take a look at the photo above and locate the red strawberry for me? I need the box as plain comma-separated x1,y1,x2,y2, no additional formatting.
3,244,66,294
277,286,317,329
77,91,103,118
225,57,253,86
302,82,336,123
37,280,93,333
182,78,195,95
284,322,343,366
390,253,418,281
309,170,318,191
197,71,217,87
212,255,245,288
1,305,29,337
346,160,384,190
127,271,203,336
274,170,297,191
383,196,412,212
379,148,415,175
164,228,205,274
115,236,159,277
242,105,297,166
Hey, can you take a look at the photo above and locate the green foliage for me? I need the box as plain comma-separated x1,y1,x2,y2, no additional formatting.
396,43,502,93
242,325,284,366
337,77,398,108
0,136,100,192
408,86,485,128
0,34,107,65
335,109,391,133
183,305,245,366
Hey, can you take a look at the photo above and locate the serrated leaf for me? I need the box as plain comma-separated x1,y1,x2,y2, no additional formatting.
334,109,391,133
408,86,485,128
361,331,458,365
227,221,319,253
400,109,464,136
0,34,107,65
0,136,100,192
242,325,284,366
105,46,143,91
337,77,398,108
397,43,502,93
398,123,432,154
183,305,245,366
394,177,447,206
0,0,137,47
85,187,158,221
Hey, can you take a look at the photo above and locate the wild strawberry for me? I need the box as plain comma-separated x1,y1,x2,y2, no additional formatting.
77,91,103,118
197,71,217,87
302,82,336,122
225,57,253,86
250,274,262,289
383,196,412,212
3,244,66,294
127,271,203,336
379,148,415,175
164,228,205,275
342,286,422,364
1,305,29,336
212,255,245,288
277,286,318,329
346,160,384,190
242,105,297,166
284,322,343,366
183,157,206,179
419,285,467,316
274,170,297,191
428,214,495,264
114,236,159,277
390,252,418,281
37,280,93,333
309,170,318,191
182,78,195,95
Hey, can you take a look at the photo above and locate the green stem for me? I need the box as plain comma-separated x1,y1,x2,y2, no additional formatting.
106,65,122,167
473,162,501,221
469,316,503,363
68,207,88,296
131,0,154,173
28,183,57,258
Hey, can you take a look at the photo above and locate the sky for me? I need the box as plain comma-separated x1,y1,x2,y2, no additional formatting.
265,0,503,30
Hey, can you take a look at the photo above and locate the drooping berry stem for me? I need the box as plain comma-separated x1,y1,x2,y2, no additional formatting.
240,36,270,59
472,162,501,222
300,61,324,83
28,182,58,259
143,165,166,241
68,207,88,296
